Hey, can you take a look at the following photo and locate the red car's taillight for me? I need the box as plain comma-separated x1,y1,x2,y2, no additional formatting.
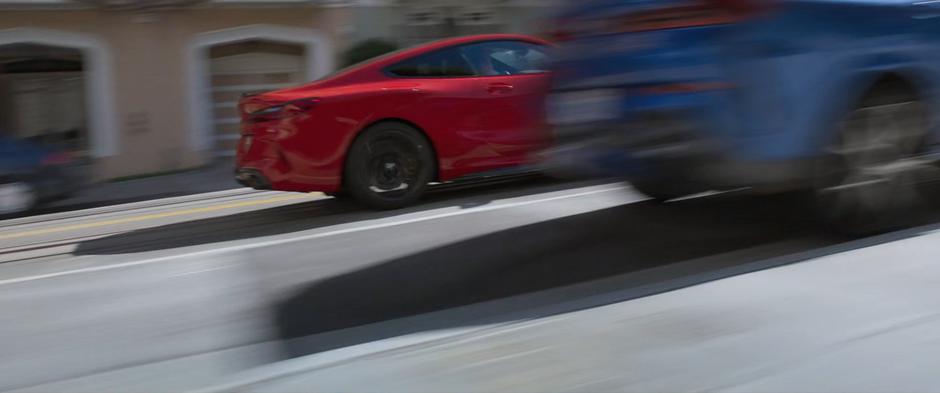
41,152,73,166
281,97,320,115
716,0,772,15
547,22,575,43
619,0,771,33
546,18,605,43
548,0,772,40
244,97,320,123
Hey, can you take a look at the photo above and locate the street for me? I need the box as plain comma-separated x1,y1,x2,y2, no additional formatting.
7,1,940,391
0,176,883,391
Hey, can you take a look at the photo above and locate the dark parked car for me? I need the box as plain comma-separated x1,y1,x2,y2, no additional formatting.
0,135,84,216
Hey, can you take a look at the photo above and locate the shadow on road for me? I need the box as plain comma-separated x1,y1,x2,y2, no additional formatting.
271,192,879,358
73,177,593,255
70,174,940,362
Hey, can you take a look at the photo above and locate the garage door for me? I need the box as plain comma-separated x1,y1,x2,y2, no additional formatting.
0,72,87,155
209,42,305,156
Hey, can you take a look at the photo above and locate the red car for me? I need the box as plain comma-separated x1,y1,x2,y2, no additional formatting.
235,34,552,209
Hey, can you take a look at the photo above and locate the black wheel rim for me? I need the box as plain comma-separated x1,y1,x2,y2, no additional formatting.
365,134,422,198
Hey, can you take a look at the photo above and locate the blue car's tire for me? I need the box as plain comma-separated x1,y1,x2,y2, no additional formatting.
629,179,700,202
813,84,934,235
0,181,38,216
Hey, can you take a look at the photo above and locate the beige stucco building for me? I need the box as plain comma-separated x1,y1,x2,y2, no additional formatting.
0,0,556,180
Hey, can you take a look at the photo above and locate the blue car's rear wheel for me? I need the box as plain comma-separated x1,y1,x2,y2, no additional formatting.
629,178,700,202
0,181,38,216
814,84,935,234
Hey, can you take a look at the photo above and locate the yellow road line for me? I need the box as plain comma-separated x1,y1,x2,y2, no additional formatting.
0,193,320,241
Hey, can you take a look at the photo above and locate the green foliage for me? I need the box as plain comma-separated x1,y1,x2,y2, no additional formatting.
342,39,399,67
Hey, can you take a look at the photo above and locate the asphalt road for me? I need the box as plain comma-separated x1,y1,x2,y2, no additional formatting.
0,177,872,391
243,224,940,393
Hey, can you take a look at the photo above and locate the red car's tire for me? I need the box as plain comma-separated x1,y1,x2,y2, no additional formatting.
344,122,435,210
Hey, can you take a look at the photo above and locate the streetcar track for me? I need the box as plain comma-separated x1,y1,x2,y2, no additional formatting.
0,188,270,229
0,202,333,263
0,174,544,230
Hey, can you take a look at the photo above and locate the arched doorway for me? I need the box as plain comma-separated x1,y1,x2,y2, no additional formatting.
186,25,335,157
0,28,118,158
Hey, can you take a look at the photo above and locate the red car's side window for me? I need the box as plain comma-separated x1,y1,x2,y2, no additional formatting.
386,47,477,78
461,41,550,77
385,40,550,79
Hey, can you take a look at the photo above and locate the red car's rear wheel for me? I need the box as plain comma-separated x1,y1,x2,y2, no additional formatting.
344,122,435,210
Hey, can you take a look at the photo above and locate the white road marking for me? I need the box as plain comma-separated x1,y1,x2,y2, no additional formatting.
170,266,233,277
0,185,631,287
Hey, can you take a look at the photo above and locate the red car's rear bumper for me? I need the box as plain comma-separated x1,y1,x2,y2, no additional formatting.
234,134,344,193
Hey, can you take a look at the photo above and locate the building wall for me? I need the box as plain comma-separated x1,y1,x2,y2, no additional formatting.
0,74,11,133
348,2,398,42
0,6,346,179
345,0,559,47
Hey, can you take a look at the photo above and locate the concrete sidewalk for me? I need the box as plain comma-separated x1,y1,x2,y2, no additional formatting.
210,226,940,393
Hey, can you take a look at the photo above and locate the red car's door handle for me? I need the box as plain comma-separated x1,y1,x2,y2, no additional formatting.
487,83,515,94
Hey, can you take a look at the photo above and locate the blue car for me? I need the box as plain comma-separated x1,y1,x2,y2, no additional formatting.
0,136,84,216
546,0,940,232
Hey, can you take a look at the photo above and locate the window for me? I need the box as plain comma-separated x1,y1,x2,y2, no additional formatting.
455,7,498,26
461,41,550,76
387,47,477,77
404,8,445,26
